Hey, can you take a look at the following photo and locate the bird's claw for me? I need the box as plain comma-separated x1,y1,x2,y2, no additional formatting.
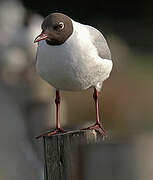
81,123,106,136
36,128,66,139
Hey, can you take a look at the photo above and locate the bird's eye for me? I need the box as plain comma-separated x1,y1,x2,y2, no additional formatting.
53,22,64,31
58,22,64,29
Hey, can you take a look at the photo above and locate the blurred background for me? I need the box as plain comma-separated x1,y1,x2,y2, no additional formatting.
0,0,153,179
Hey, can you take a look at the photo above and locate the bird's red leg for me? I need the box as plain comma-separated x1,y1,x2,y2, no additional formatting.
36,90,65,139
53,90,65,132
81,88,106,136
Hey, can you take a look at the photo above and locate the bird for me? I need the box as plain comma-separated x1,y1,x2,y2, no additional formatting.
34,13,113,138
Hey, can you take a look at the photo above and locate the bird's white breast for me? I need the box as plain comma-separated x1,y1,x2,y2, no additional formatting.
36,21,112,91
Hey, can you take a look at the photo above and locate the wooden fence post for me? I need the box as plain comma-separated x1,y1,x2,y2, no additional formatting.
43,130,105,180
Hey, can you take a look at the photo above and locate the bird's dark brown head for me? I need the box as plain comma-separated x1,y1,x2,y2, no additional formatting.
34,13,73,45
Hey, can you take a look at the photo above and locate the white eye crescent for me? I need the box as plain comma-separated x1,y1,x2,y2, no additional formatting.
58,22,64,29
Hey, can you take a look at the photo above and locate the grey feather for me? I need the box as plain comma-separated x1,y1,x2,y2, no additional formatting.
86,25,111,60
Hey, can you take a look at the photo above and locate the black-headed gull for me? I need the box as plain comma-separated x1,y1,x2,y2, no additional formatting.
34,13,113,138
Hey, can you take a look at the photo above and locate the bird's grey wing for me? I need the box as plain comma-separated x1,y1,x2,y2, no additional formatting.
86,25,111,60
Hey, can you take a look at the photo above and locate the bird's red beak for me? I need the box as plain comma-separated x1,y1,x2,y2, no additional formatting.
34,33,48,43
